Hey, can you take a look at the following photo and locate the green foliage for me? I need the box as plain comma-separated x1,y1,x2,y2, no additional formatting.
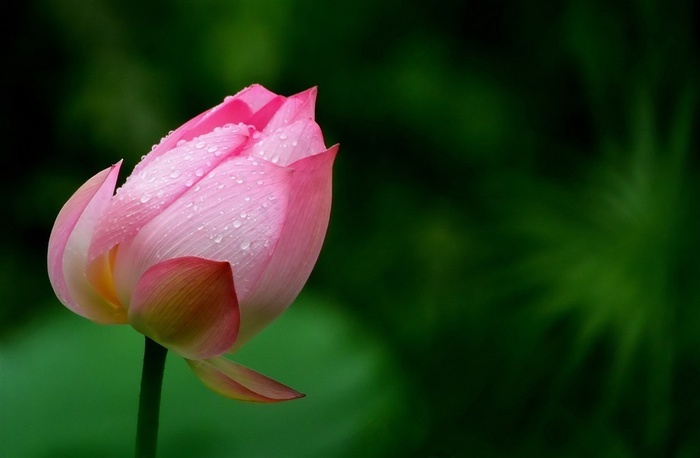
2,0,699,456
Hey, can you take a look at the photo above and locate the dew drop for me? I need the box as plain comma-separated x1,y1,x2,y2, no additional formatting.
244,196,251,202
195,141,206,149
232,220,242,228
195,168,204,177
176,139,186,147
214,234,224,243
208,146,219,154
185,179,195,187
279,133,288,140
240,240,251,250
170,170,181,178
140,195,152,203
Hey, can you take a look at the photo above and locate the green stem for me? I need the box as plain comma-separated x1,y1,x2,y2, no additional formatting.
135,336,168,458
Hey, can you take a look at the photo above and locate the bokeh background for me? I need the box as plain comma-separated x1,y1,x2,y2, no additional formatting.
2,0,699,456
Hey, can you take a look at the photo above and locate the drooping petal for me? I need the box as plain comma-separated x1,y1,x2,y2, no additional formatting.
89,125,250,261
242,118,326,167
235,145,338,347
112,156,293,307
129,257,239,359
47,163,127,323
262,87,318,134
186,357,304,402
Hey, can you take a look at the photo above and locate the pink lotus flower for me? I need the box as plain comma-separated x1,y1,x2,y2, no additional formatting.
47,84,337,402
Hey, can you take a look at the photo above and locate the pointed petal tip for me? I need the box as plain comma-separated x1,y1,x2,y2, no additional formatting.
187,357,304,403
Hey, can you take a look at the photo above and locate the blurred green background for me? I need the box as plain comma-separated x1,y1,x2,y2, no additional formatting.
2,0,699,456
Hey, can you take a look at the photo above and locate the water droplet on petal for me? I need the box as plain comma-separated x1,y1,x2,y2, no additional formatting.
195,141,206,149
176,139,186,147
214,234,224,243
170,170,182,178
195,168,204,177
140,195,152,203
232,220,242,228
240,240,251,250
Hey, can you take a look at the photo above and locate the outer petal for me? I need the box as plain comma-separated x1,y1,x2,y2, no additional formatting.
243,118,326,166
112,156,293,307
129,257,239,359
89,125,250,261
235,145,338,347
47,163,127,323
186,357,304,402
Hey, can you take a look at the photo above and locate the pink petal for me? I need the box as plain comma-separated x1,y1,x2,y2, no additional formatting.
129,257,239,359
89,125,250,262
235,145,338,347
139,86,273,168
47,163,127,323
262,87,318,134
242,118,326,167
186,357,304,402
111,156,293,307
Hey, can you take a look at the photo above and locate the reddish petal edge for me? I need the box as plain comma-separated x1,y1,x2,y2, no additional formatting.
128,257,239,360
186,357,304,403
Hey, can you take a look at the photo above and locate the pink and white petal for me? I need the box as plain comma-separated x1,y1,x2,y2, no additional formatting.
234,145,338,347
262,87,318,134
186,357,304,402
242,118,326,167
139,91,266,168
112,156,293,307
129,257,239,359
47,162,128,323
89,125,251,262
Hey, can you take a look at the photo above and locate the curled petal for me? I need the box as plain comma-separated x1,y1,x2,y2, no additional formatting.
89,126,250,261
47,163,127,323
236,145,338,347
112,156,293,307
129,257,239,359
187,357,304,402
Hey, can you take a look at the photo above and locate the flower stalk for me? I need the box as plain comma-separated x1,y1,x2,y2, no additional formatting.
136,336,168,458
